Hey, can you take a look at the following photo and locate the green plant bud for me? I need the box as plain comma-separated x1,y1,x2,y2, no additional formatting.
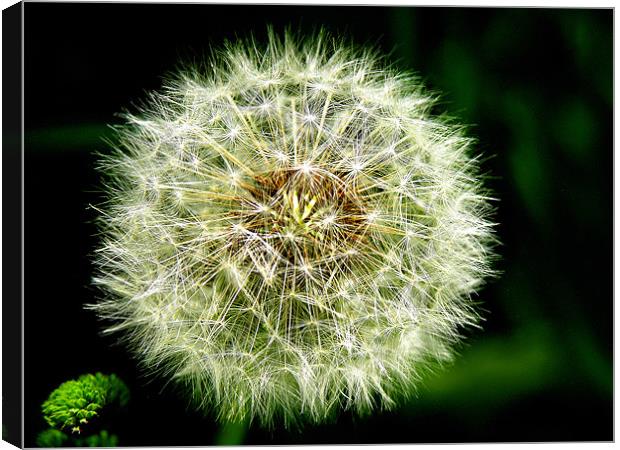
41,373,129,433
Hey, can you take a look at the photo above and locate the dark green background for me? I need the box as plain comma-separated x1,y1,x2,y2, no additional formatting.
24,4,612,445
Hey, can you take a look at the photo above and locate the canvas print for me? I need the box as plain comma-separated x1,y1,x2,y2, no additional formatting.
4,2,613,446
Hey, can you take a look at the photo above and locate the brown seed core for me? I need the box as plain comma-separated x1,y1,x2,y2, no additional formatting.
229,168,371,280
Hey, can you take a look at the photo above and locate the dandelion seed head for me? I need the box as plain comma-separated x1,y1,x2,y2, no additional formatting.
90,29,496,428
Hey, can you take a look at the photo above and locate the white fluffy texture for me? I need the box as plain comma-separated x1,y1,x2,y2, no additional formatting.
91,32,495,427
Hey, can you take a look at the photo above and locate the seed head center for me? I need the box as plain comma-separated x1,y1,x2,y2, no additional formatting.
233,168,370,273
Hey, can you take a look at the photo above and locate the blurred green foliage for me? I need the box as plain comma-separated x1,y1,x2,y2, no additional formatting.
36,429,69,447
36,429,119,448
73,430,119,447
214,420,249,446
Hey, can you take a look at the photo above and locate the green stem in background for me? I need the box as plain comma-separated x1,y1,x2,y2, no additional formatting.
214,420,249,446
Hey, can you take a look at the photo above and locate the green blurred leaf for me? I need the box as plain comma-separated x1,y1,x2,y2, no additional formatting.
552,99,597,162
26,123,112,152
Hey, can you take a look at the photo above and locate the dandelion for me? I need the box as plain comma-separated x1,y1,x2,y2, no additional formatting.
90,30,496,428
